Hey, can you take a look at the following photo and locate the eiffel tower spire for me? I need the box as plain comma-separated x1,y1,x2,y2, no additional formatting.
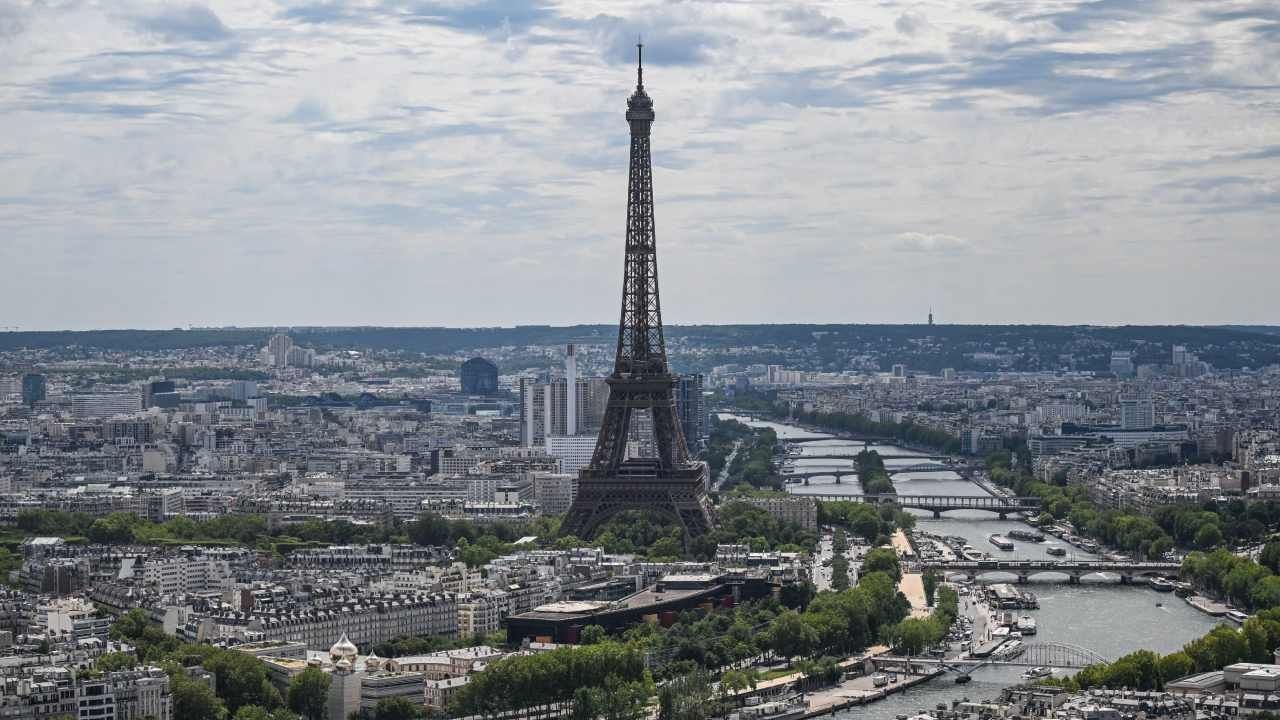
560,47,714,541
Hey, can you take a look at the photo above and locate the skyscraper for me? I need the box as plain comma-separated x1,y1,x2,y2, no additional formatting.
267,333,293,368
675,374,708,452
21,373,46,407
560,46,714,540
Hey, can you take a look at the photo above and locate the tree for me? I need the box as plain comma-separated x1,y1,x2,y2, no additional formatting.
171,672,228,720
922,571,939,607
765,610,818,660
891,618,940,656
1262,542,1280,574
862,548,902,582
287,668,331,720
204,649,282,713
371,697,422,720
580,625,607,645
1194,524,1224,550
1157,652,1195,686
94,651,137,673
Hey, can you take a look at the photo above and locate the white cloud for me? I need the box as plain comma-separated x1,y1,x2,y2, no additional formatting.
0,0,1277,328
892,232,972,254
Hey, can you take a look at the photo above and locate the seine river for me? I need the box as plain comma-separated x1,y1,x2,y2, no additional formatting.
718,415,1222,717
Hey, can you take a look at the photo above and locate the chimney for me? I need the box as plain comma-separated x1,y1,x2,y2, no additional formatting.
566,344,577,436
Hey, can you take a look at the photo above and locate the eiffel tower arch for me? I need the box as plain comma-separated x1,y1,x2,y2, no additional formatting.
560,45,715,541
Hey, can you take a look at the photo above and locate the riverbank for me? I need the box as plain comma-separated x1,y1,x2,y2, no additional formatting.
800,668,946,718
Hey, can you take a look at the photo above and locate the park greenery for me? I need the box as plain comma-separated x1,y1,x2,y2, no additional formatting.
15,508,554,567
830,529,850,590
703,418,758,480
854,449,896,496
885,585,959,656
726,391,960,453
446,640,652,716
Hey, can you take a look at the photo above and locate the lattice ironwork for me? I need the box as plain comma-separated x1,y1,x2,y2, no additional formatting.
560,45,714,541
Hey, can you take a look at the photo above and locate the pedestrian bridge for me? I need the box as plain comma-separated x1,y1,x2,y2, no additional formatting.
796,493,1041,519
877,641,1110,670
918,559,1182,583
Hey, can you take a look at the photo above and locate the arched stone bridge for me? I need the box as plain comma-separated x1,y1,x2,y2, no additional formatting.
918,558,1182,584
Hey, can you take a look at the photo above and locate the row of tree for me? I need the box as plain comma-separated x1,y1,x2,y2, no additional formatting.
1181,546,1280,611
446,640,652,715
16,508,553,568
854,450,896,496
1059,607,1280,691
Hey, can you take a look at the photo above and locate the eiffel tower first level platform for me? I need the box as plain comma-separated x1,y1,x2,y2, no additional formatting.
559,44,716,540
560,461,714,540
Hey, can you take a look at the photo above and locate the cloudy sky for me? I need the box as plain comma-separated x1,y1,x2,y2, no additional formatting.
1,0,1277,330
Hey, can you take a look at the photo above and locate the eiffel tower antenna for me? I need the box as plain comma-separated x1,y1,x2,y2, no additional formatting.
560,47,714,541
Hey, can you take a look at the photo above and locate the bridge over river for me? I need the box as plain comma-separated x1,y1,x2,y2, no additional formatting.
793,493,1041,519
917,559,1182,583
782,462,955,482
875,642,1111,679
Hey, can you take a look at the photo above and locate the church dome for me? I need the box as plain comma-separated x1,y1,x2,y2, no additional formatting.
329,633,358,660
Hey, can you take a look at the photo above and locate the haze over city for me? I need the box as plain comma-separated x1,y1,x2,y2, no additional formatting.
1,0,1277,329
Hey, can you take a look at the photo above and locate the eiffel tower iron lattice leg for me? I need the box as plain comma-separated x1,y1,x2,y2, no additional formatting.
560,44,715,541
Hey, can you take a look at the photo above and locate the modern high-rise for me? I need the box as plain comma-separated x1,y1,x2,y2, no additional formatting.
229,380,258,401
21,373,46,406
675,374,708,451
520,377,598,446
1110,351,1135,377
1119,394,1155,430
71,392,143,418
267,333,294,367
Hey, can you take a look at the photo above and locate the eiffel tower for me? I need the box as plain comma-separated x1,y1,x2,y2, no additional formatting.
560,45,715,540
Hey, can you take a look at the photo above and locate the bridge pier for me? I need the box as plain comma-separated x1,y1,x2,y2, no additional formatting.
998,512,1008,520
1069,573,1080,585
1120,574,1133,585
1017,573,1029,584
932,510,942,519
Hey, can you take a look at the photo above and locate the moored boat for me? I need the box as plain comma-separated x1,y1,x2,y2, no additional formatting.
1016,616,1037,635
989,534,1015,551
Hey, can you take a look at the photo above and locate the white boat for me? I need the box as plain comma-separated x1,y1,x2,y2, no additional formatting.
1226,609,1249,624
994,640,1025,660
1149,576,1176,592
1016,616,1037,635
1046,546,1067,557
989,534,1015,551
1021,666,1053,680
734,699,807,720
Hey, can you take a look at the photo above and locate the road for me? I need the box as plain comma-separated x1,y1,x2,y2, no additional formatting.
712,440,743,492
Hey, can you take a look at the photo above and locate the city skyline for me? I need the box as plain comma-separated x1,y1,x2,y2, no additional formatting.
1,0,1277,330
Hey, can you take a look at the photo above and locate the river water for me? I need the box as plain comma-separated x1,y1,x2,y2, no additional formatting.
718,414,1223,718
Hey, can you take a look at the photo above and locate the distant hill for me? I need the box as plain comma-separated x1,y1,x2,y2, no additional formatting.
4,324,1280,373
